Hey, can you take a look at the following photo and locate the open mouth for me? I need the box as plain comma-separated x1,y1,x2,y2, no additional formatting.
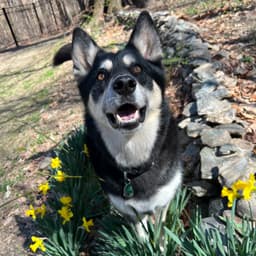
106,104,146,130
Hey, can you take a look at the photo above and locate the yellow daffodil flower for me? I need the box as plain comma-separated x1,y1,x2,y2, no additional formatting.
242,173,256,200
60,196,72,207
38,182,50,195
82,216,94,232
83,144,90,157
221,186,238,208
29,236,46,253
222,173,256,207
50,157,62,169
58,206,73,224
25,204,36,220
54,170,66,182
35,204,46,219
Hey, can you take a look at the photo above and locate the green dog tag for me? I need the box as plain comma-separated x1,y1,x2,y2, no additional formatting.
123,180,134,198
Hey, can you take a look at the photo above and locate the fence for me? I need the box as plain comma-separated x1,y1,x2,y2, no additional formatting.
0,0,85,51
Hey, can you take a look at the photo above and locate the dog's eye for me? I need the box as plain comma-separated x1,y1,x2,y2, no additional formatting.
132,65,142,74
97,72,105,81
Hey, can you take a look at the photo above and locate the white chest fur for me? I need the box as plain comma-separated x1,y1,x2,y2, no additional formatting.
108,169,182,220
99,110,160,167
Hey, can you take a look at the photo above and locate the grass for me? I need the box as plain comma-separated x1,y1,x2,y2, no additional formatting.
21,127,256,255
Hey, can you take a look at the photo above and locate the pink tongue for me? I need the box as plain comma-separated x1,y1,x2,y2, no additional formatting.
119,112,136,121
117,109,139,122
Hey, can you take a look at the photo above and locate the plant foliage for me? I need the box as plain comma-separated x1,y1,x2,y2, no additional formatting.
25,126,256,255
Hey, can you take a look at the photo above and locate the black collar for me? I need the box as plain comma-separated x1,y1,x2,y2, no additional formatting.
122,161,155,199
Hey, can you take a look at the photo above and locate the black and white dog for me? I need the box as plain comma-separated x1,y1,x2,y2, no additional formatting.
54,11,182,236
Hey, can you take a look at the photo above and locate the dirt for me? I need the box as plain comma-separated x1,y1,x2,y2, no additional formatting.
0,3,255,255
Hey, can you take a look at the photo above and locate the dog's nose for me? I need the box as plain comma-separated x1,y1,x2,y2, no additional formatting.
113,76,136,95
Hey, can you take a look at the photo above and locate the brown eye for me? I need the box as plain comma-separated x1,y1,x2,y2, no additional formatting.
97,72,105,81
132,65,142,74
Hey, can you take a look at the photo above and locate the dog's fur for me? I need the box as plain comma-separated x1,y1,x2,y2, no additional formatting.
54,11,182,235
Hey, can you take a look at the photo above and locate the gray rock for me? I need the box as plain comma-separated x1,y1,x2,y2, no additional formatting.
209,198,225,216
201,128,231,147
218,157,249,187
188,37,207,50
237,194,256,221
170,31,193,42
178,117,192,129
189,48,211,60
215,71,238,88
194,81,218,99
182,102,197,117
217,144,238,156
187,180,219,197
186,122,209,138
190,58,210,67
211,87,232,99
231,138,254,155
191,82,203,96
206,108,236,124
164,47,175,58
175,19,200,34
215,123,245,137
193,63,216,81
201,216,227,246
200,147,249,184
197,96,231,116
217,139,254,158
200,147,219,179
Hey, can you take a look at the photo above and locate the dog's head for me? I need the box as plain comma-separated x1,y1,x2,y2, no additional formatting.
56,11,165,133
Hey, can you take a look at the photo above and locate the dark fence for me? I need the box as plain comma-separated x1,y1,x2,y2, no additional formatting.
0,0,85,51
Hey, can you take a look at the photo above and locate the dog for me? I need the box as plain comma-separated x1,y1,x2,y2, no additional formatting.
53,11,182,236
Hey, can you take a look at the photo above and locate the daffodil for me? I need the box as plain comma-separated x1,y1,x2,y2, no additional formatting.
60,196,72,207
54,170,66,182
50,157,62,169
38,182,50,195
29,236,46,253
221,186,238,208
82,216,94,232
35,204,46,219
25,204,36,220
231,173,256,201
83,144,90,157
242,173,256,200
58,206,73,224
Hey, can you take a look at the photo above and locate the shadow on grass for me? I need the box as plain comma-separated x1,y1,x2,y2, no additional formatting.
0,64,50,79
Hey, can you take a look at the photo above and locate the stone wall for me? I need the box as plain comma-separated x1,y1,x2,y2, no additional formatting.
117,10,256,220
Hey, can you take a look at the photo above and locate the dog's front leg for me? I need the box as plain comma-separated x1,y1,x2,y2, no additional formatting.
135,215,149,239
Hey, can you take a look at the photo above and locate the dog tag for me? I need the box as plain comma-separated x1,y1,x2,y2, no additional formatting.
123,180,134,198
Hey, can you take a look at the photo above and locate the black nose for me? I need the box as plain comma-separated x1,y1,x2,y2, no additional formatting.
113,76,136,95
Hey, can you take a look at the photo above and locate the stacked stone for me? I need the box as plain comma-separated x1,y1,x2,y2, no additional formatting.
116,10,256,220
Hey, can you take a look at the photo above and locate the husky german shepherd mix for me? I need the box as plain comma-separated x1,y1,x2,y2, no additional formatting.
54,11,182,236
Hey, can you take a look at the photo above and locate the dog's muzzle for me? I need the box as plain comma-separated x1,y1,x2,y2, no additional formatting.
106,75,146,130
106,104,146,130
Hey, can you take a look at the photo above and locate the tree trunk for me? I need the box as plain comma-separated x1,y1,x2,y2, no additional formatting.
91,0,104,25
107,0,122,16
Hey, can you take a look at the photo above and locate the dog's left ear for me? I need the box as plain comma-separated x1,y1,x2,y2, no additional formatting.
128,11,162,62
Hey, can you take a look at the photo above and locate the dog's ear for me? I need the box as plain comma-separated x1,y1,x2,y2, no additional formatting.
72,27,100,81
128,11,162,62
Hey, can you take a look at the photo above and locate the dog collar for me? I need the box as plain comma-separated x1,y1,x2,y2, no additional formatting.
122,161,155,199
